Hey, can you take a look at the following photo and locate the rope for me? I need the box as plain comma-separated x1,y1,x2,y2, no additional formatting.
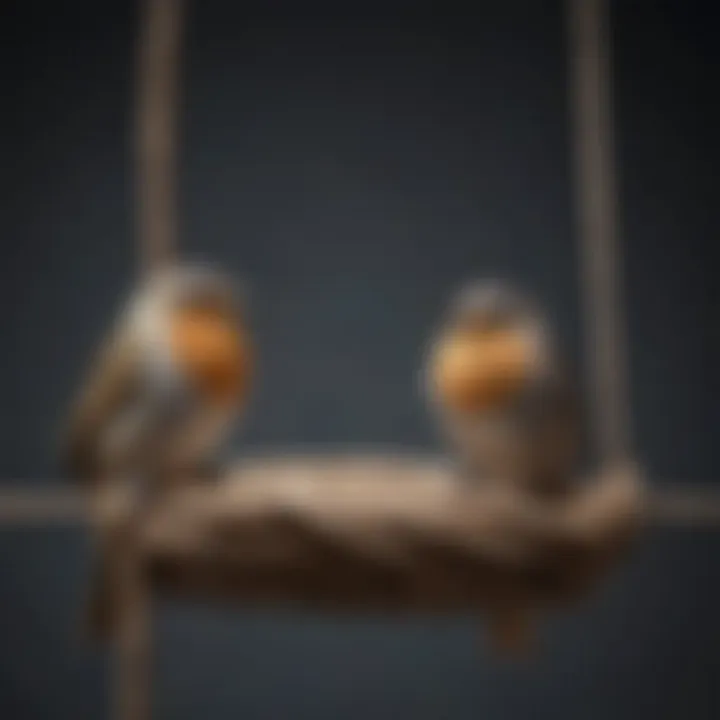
2,479,720,526
567,0,633,465
120,2,186,716
136,0,185,274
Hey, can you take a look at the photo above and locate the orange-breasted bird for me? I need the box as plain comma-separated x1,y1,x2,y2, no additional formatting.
424,280,580,654
60,262,253,637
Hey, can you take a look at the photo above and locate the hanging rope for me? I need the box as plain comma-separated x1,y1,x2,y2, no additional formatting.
113,3,186,718
136,0,185,273
567,0,633,466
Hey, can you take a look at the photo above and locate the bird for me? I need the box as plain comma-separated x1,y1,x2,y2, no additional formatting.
60,262,253,638
423,279,580,654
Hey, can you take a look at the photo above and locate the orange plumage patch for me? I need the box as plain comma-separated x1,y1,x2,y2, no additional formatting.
169,307,252,407
431,327,532,414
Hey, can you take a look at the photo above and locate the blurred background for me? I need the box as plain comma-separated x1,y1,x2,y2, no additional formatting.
0,1,717,718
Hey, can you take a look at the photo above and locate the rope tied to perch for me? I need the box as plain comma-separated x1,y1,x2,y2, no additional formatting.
136,0,184,275
568,0,634,467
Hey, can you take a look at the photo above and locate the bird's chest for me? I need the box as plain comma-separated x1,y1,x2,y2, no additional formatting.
143,357,231,460
463,413,527,469
451,389,575,495
448,401,551,487
105,342,233,471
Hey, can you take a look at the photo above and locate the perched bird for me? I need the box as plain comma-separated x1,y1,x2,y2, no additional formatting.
62,263,252,486
60,262,253,637
424,280,580,654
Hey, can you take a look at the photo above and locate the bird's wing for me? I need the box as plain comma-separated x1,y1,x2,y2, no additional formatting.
59,328,141,484
522,364,583,493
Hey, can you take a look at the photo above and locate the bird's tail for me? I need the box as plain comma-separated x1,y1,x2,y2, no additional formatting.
487,607,534,658
84,544,119,643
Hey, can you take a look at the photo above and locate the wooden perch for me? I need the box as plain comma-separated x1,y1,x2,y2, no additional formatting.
94,456,647,619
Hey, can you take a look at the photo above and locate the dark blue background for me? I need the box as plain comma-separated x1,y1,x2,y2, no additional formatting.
1,1,718,718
